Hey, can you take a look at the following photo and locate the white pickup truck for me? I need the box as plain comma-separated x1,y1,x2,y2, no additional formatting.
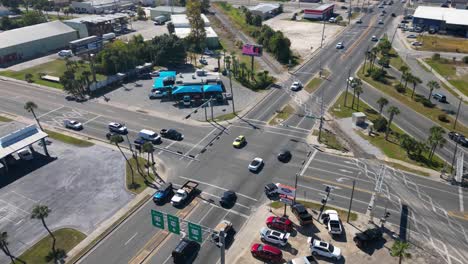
322,210,343,235
170,181,198,207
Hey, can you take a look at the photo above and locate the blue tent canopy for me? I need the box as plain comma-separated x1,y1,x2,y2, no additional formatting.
152,78,165,89
203,84,223,93
172,85,203,95
152,71,177,89
159,71,176,78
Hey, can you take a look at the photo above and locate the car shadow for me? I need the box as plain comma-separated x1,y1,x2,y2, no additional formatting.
331,227,348,243
312,254,346,263
295,223,320,237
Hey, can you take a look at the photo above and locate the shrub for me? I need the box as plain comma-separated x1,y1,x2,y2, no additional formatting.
394,83,406,93
373,117,388,132
432,53,441,61
24,73,33,83
369,68,387,82
420,98,435,108
463,56,468,64
235,40,243,49
438,114,449,123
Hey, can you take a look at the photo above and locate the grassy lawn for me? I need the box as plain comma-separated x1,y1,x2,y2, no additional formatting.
417,60,431,72
44,129,94,147
389,49,408,70
417,35,468,53
15,228,86,264
126,156,157,194
213,2,258,35
384,161,431,177
312,130,346,151
0,59,106,89
269,104,295,125
0,115,13,122
357,66,468,135
270,200,358,221
304,69,330,93
424,58,468,97
331,92,446,171
212,111,238,122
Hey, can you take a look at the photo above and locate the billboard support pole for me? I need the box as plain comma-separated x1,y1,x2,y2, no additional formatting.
251,56,254,80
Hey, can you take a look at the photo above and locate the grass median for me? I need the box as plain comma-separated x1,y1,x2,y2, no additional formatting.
270,200,358,221
424,58,468,97
312,130,346,151
304,69,330,93
44,129,94,147
14,228,86,264
126,156,159,194
268,104,295,125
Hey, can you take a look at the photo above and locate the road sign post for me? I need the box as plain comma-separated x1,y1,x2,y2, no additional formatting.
188,222,203,243
167,214,180,235
151,210,164,229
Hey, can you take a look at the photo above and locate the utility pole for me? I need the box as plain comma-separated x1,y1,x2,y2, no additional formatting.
219,229,225,264
228,70,235,114
319,17,326,77
210,96,214,121
368,165,386,223
348,0,352,25
450,139,459,173
318,89,325,142
347,180,356,223
344,68,351,107
453,97,462,129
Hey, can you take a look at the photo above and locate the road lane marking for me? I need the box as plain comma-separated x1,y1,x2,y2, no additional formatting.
201,191,251,210
158,141,177,155
182,127,218,159
256,92,288,121
82,114,102,125
301,149,317,176
302,175,374,195
124,232,138,246
198,206,214,224
339,169,354,174
459,187,464,212
229,125,306,140
37,105,64,118
178,176,258,202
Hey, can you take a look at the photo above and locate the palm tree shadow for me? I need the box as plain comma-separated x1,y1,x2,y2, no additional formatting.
234,113,261,130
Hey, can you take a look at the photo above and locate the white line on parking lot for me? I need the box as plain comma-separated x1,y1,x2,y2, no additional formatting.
38,105,64,118
459,187,464,212
82,115,102,125
124,232,138,246
179,176,258,202
11,191,37,203
0,199,29,215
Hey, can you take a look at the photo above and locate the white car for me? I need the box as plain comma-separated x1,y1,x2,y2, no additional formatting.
328,17,336,23
260,227,290,246
308,238,342,260
248,157,263,172
322,210,343,235
108,122,128,134
290,81,303,91
17,149,33,160
411,41,422,46
347,76,356,87
378,19,384,24
336,42,344,49
58,50,73,57
64,119,83,130
407,34,417,38
371,35,378,41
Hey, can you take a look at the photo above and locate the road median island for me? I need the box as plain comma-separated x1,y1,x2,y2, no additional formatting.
44,129,94,147
268,104,295,125
304,69,330,94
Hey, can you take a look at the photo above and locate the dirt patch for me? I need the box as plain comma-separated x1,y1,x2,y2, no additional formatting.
455,66,468,77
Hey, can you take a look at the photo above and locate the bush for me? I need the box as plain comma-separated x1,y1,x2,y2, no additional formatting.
235,40,243,49
438,114,449,123
432,53,441,61
394,83,406,93
463,56,468,64
373,117,388,132
369,68,387,82
420,98,435,108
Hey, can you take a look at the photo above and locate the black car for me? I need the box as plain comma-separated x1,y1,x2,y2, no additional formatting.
134,137,147,151
106,132,124,142
65,95,76,101
277,150,292,163
160,129,183,141
353,228,383,249
391,13,396,17
172,239,200,264
449,132,468,147
291,203,313,225
220,190,237,208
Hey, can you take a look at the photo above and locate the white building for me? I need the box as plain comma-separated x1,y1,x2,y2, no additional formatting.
171,14,210,28
171,14,218,49
71,0,135,14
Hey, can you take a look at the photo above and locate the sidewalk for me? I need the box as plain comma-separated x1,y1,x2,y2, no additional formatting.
335,117,384,158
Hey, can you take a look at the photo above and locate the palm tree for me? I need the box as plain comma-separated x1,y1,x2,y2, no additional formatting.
402,72,412,90
24,101,43,131
385,106,400,140
427,126,446,160
399,65,409,82
0,232,19,264
391,240,411,264
110,135,135,188
427,80,440,100
355,86,363,111
31,205,57,263
377,97,389,114
410,75,422,99
351,78,362,109
142,142,154,179
240,62,247,79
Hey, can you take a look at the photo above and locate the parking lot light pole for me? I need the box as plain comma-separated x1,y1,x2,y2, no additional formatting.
347,180,356,223
228,70,235,114
220,229,225,264
453,97,462,129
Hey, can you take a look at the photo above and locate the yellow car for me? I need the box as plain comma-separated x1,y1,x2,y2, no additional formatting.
233,135,246,148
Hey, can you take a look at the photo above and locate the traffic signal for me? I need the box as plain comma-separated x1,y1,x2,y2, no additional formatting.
384,212,391,218
325,186,331,193
321,198,327,205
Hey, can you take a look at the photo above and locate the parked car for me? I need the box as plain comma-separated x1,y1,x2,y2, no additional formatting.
63,119,83,130
233,135,246,148
308,238,342,260
335,42,344,49
432,93,447,103
378,19,384,24
220,190,237,207
328,17,336,23
321,210,343,235
65,95,76,101
277,149,292,162
371,35,378,41
353,227,383,249
160,129,183,141
266,216,293,232
108,122,128,134
153,182,174,204
149,90,167,99
291,203,313,225
264,183,279,199
251,243,282,262
133,137,147,151
287,256,316,264
172,238,200,264
248,157,264,172
356,19,362,24
17,148,33,160
391,13,396,17
58,50,73,57
211,220,233,244
138,129,161,144
260,227,290,246
411,41,422,46
290,81,303,91
183,95,191,107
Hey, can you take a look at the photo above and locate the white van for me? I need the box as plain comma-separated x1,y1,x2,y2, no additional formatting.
58,50,73,57
138,129,162,144
102,33,116,41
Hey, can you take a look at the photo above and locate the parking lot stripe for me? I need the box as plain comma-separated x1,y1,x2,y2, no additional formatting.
179,176,258,202
82,115,102,125
38,105,64,118
0,199,29,215
11,191,37,203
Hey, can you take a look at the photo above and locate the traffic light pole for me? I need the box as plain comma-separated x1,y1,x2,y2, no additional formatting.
347,180,356,223
220,229,225,264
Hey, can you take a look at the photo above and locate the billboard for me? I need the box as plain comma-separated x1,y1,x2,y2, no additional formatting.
242,44,263,57
276,183,296,198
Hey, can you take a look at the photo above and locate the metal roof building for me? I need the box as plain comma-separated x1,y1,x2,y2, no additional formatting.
71,0,135,14
248,3,281,19
64,13,129,38
171,14,210,28
149,6,186,19
413,6,468,36
0,21,78,67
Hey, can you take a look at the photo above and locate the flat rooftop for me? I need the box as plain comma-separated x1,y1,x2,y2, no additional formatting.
413,6,468,26
65,13,129,24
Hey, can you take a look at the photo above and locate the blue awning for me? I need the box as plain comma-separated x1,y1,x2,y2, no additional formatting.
159,71,176,78
172,85,203,95
152,78,165,89
203,84,223,93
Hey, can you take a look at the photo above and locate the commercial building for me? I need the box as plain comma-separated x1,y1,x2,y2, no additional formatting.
0,5,11,17
412,6,468,37
148,6,186,20
303,4,335,20
71,0,135,14
248,3,281,19
171,14,219,49
0,21,78,67
64,14,129,38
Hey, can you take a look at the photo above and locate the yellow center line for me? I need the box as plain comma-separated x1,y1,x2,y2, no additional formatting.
447,211,468,222
341,15,379,60
302,175,374,195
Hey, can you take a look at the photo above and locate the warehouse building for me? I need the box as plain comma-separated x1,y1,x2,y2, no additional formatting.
148,6,186,20
303,4,335,20
71,0,135,14
412,6,468,37
171,14,218,48
0,21,78,67
64,14,130,38
248,3,281,19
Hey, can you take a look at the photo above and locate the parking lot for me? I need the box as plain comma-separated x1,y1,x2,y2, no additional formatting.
0,121,132,263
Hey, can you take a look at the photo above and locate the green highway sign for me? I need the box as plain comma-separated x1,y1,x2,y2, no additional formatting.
188,222,203,243
167,214,180,235
151,210,164,229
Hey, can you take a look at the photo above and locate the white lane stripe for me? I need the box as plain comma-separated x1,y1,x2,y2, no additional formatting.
300,149,317,176
178,176,258,202
459,187,464,212
201,192,251,210
82,114,102,125
124,232,138,246
229,125,306,140
183,127,218,158
37,105,64,118
198,206,214,224
256,92,288,121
